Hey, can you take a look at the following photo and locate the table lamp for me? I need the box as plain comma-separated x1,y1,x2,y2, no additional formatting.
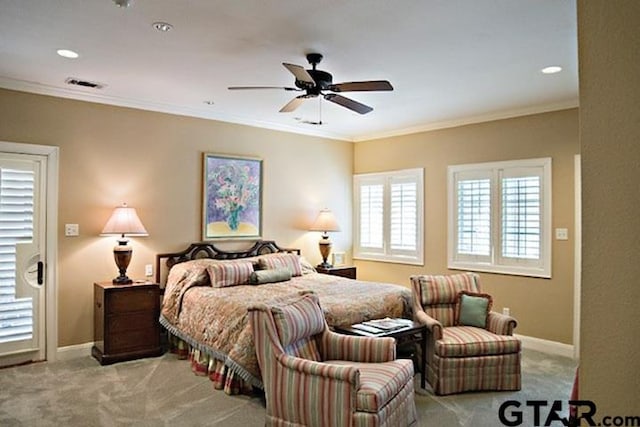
309,208,341,268
101,203,148,284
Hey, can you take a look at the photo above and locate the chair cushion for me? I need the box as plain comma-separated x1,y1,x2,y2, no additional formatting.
327,359,414,412
417,273,480,306
271,294,326,347
435,326,521,357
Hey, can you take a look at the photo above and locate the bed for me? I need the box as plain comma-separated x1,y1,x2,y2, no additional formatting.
156,240,412,395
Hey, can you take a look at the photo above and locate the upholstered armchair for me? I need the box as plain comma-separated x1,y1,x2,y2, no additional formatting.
249,292,417,427
410,272,521,395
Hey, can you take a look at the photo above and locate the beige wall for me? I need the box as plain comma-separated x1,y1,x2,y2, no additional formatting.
354,109,579,344
578,0,640,413
0,88,353,347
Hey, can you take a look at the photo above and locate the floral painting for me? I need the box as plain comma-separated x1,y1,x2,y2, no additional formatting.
202,153,262,240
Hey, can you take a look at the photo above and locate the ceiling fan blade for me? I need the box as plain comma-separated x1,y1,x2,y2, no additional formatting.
328,80,394,92
282,63,314,84
228,86,300,91
324,94,373,114
279,95,308,113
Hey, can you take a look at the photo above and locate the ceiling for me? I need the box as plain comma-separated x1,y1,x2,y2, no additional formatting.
0,0,578,142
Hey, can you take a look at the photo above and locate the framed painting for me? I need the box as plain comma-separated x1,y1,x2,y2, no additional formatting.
202,153,263,240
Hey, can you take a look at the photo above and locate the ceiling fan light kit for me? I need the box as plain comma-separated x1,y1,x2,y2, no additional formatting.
229,53,393,115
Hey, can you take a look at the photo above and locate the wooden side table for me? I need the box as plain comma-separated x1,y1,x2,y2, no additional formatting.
334,320,427,389
92,281,163,365
316,265,357,279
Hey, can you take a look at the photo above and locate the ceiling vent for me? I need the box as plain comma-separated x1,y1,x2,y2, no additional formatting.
65,78,105,90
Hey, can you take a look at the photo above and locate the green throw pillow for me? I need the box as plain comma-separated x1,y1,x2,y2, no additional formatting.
457,293,491,328
249,268,292,285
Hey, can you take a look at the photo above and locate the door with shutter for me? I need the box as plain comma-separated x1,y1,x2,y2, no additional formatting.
0,153,46,365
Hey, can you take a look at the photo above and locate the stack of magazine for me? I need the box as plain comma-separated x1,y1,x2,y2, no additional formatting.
351,317,413,334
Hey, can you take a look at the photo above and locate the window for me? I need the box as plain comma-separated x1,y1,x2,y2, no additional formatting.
354,168,423,265
448,158,551,278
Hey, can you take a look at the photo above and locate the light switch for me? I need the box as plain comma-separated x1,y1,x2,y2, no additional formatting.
145,264,153,277
555,228,569,240
65,223,79,236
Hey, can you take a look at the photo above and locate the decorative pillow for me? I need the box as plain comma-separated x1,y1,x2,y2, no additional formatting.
249,268,292,285
271,294,325,347
206,261,254,288
258,253,303,277
455,291,493,328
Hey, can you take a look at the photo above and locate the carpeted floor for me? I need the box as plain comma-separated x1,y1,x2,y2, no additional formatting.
0,348,576,426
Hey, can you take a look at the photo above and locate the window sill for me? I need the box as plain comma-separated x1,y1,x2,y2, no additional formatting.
354,254,424,266
448,262,551,279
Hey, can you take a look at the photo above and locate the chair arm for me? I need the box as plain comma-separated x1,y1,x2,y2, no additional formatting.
487,311,517,335
415,309,443,340
278,353,359,385
322,330,396,363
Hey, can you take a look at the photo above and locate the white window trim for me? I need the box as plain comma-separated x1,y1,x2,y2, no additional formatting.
354,168,424,265
448,158,552,278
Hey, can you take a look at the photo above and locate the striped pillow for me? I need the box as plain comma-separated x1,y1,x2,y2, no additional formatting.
271,294,325,347
206,261,254,288
258,253,303,277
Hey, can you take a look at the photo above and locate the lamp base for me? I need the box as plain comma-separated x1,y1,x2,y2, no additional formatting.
112,275,133,285
317,261,333,269
112,242,133,285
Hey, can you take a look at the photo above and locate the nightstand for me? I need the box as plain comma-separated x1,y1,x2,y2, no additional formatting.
316,266,357,279
92,281,163,365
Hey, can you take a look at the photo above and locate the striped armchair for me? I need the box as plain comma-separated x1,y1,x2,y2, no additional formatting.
249,292,417,427
410,273,521,395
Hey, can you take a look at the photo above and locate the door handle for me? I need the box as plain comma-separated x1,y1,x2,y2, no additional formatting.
37,261,44,285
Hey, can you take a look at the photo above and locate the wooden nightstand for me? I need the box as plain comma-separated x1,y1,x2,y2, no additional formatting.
316,266,357,279
92,281,163,365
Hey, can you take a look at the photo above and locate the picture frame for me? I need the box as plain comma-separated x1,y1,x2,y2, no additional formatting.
332,252,345,266
202,153,263,240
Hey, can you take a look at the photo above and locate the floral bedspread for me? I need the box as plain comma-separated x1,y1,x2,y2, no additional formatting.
160,272,411,388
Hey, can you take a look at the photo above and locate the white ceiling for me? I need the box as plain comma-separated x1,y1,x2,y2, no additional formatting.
0,0,578,142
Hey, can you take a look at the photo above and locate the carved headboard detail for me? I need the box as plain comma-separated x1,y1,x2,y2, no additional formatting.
155,240,300,284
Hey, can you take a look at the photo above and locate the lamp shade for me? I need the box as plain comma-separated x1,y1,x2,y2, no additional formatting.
309,209,341,233
101,204,148,237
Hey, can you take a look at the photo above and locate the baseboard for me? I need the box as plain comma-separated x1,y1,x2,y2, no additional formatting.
516,334,575,359
56,342,94,361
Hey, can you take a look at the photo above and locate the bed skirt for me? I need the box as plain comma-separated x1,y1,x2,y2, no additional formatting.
160,315,261,395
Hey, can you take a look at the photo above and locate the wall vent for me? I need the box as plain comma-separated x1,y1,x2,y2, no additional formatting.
65,78,105,89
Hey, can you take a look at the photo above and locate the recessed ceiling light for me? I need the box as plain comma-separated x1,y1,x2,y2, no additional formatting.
153,22,173,32
57,49,79,59
541,66,562,74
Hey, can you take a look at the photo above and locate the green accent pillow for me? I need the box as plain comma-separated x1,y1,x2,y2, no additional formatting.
249,268,292,285
456,292,492,328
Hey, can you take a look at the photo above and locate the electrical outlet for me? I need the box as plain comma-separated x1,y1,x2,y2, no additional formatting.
64,223,79,236
145,264,153,277
555,228,569,240
503,307,511,316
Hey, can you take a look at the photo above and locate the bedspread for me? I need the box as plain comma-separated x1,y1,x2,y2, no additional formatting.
159,272,411,389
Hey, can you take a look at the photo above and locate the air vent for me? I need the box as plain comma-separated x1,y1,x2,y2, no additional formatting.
65,78,105,89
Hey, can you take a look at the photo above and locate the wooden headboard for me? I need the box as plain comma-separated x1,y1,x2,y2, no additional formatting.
155,240,300,284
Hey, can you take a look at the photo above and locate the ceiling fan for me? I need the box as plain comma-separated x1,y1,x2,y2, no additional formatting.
228,53,393,115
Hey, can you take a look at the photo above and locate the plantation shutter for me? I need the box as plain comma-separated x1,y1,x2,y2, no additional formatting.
0,168,34,344
500,168,542,262
456,178,491,257
390,178,417,252
358,180,384,251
